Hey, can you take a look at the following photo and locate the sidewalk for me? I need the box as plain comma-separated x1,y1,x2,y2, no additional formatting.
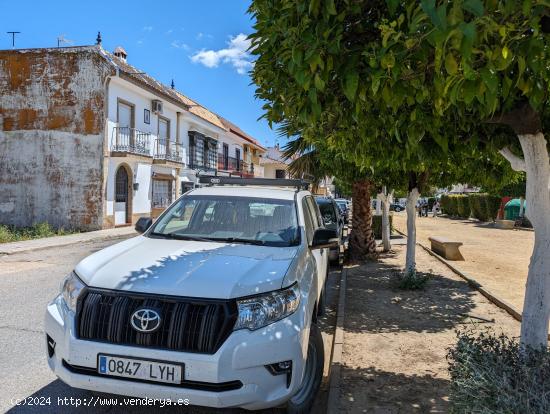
0,226,137,255
336,244,520,413
392,213,533,314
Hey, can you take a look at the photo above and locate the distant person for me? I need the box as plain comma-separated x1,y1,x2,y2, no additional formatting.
421,200,429,217
432,201,440,217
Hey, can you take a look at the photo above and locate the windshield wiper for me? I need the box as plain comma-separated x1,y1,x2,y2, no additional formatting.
209,237,267,246
150,232,214,242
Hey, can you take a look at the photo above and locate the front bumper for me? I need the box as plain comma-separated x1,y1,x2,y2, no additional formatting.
45,296,309,410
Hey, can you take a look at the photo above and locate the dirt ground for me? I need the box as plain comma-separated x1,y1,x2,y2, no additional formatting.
338,243,520,413
392,213,534,313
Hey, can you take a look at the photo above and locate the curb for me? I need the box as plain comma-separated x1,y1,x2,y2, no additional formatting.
0,230,136,256
394,228,525,323
326,267,347,414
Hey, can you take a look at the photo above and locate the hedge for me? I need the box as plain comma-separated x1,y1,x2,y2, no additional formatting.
372,214,393,239
448,331,550,413
440,194,502,221
468,194,488,221
484,195,502,221
456,195,470,218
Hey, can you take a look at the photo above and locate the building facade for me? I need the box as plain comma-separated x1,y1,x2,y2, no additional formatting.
0,44,266,230
260,145,293,179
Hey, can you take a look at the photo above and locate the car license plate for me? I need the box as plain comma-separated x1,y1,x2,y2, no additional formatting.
98,354,183,384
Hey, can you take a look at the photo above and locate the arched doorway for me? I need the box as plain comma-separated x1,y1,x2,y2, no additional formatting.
114,165,131,225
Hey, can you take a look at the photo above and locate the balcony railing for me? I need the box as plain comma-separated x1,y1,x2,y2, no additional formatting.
154,139,184,164
217,154,242,172
111,127,151,156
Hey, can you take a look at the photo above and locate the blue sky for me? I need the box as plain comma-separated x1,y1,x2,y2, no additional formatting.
0,0,280,147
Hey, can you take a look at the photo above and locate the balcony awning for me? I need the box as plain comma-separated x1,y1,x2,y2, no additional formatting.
152,172,176,181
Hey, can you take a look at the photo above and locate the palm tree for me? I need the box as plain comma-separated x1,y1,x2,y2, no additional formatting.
282,137,377,261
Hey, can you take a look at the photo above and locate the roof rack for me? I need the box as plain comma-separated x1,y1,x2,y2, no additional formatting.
198,176,310,190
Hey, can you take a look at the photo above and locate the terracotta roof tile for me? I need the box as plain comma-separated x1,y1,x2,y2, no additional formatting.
218,117,266,150
102,49,226,131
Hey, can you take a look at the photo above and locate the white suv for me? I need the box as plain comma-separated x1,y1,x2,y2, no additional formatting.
45,177,337,413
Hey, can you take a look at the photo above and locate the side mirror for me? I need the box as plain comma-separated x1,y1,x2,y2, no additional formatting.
311,228,339,249
135,217,152,234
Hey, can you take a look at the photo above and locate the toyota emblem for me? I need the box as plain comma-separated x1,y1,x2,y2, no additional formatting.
131,308,162,333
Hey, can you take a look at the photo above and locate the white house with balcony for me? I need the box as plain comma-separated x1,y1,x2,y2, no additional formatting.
103,47,267,224
0,42,267,231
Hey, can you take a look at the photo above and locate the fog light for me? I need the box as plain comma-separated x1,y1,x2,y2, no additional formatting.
277,361,292,370
46,334,56,358
265,360,293,388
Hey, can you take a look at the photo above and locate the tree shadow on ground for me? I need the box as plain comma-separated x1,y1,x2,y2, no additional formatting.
344,259,478,334
338,365,450,413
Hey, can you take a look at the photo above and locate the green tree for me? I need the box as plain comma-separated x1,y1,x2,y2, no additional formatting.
249,0,550,348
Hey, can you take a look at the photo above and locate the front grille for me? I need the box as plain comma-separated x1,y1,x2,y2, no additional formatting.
76,289,238,354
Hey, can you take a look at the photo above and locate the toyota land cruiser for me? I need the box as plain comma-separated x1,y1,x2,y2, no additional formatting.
45,177,338,412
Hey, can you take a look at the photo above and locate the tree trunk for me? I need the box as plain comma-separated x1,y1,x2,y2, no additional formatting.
375,198,382,215
377,187,392,252
349,179,377,261
519,196,525,218
405,187,420,275
517,133,550,348
381,197,391,252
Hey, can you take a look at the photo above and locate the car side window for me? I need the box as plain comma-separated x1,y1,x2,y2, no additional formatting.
306,196,322,230
302,198,314,244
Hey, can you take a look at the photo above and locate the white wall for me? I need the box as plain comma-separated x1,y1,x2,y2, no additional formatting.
218,130,244,160
105,76,228,217
105,158,153,216
107,78,182,158
263,163,288,179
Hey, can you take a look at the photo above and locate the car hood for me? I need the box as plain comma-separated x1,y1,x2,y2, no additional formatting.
75,236,298,299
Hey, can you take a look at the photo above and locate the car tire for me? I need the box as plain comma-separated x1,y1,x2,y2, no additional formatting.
286,323,324,414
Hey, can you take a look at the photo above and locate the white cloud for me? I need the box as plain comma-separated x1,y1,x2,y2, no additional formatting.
142,26,153,32
190,33,253,75
136,40,144,46
165,29,173,35
171,40,190,51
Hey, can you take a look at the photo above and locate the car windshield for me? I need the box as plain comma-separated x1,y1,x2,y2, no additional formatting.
336,201,347,209
149,195,300,247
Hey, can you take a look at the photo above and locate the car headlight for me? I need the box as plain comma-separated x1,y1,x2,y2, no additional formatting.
60,272,85,312
234,284,300,331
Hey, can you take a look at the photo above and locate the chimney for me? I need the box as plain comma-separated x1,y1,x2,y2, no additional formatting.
113,46,127,62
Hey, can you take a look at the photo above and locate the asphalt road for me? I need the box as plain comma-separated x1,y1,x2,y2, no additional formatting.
0,237,340,413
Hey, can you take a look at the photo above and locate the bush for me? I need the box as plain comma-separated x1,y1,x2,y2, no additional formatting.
484,195,502,221
441,194,469,217
468,194,484,221
372,214,393,239
455,195,470,218
440,194,453,215
0,222,75,243
397,269,430,290
448,331,550,413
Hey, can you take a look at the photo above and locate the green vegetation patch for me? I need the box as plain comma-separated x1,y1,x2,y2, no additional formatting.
0,223,77,244
448,331,550,414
